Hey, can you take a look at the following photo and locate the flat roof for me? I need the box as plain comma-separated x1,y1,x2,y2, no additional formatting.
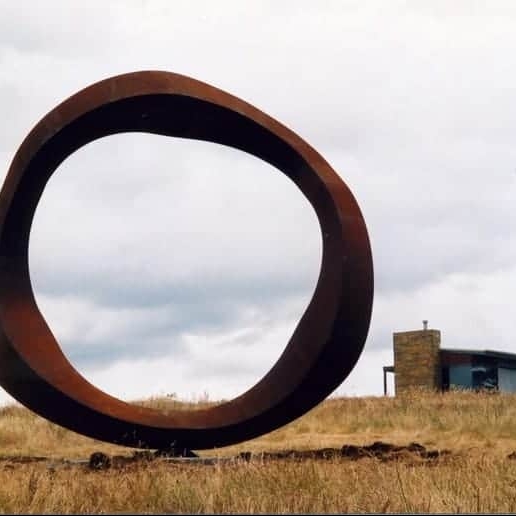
441,348,516,362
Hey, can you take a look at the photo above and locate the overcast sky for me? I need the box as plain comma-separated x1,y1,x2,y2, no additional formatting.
1,1,515,405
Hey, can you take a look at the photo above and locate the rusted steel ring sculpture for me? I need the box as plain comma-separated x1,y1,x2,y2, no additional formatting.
0,71,373,450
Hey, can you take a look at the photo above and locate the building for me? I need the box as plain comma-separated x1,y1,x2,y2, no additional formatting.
383,322,516,395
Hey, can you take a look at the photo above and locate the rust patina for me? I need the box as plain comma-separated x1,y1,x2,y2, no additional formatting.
0,71,373,450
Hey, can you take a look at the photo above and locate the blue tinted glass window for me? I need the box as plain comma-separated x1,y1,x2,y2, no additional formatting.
449,365,472,388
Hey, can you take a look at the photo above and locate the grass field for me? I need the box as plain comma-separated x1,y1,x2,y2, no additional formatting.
2,389,516,513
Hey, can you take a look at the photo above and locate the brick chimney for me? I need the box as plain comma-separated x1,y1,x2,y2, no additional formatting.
393,324,441,394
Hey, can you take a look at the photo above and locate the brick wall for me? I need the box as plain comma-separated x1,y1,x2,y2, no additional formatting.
393,329,441,394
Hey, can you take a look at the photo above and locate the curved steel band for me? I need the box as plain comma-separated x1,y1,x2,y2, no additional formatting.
0,71,373,450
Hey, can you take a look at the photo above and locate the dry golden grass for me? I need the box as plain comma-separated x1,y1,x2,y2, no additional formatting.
2,388,516,513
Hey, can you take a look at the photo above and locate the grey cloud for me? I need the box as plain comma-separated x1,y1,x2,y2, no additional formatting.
42,290,307,383
1,2,516,402
0,1,120,57
28,133,321,307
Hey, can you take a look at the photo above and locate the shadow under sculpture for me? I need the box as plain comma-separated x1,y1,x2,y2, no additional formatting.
0,71,373,451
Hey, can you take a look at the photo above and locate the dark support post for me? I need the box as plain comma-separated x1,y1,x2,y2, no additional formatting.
383,368,387,396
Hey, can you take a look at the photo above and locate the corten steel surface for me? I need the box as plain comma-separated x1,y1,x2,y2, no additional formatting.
0,71,373,450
